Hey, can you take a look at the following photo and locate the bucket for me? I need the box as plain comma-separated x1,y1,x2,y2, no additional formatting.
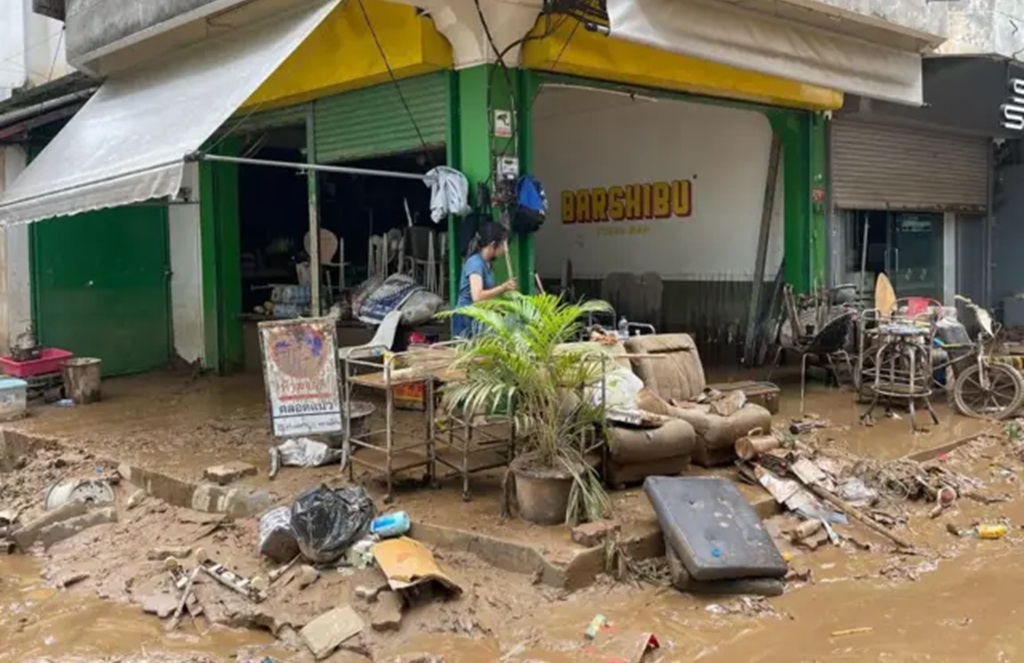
61,357,102,404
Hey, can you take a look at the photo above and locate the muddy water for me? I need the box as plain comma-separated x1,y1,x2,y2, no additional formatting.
0,555,275,663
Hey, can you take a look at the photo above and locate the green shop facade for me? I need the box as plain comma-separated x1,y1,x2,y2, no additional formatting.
13,4,837,377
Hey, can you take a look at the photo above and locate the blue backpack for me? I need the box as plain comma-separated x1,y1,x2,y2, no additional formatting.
512,174,547,234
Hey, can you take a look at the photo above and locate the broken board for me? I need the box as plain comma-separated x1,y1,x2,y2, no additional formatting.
643,476,787,582
371,537,462,594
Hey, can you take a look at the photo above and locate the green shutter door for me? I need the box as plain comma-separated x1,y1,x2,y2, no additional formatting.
236,104,308,133
314,72,448,162
31,206,172,376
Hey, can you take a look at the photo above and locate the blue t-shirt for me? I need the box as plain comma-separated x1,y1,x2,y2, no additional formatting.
452,253,494,338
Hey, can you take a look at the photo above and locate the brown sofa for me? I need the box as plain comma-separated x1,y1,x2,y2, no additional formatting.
605,417,696,487
625,334,772,466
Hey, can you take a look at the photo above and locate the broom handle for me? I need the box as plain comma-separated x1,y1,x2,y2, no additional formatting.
503,240,515,289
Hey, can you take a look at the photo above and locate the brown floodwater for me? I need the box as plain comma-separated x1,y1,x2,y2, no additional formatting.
0,555,276,663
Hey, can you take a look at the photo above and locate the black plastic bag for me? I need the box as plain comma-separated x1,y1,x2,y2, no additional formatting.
290,484,376,563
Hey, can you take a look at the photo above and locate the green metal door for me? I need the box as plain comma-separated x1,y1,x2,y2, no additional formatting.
31,206,172,376
314,72,449,162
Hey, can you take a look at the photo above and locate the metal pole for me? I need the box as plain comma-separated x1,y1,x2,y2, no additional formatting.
189,152,427,181
306,103,321,317
744,132,783,365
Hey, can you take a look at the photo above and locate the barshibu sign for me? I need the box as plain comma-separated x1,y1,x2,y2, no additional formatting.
1001,78,1024,131
561,180,693,223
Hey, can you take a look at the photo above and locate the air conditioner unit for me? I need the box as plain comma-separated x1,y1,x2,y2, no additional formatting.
33,0,66,21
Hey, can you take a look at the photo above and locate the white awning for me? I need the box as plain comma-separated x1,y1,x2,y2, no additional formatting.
0,0,340,226
606,0,930,106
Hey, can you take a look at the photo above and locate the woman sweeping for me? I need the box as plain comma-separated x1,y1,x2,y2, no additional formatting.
452,223,518,338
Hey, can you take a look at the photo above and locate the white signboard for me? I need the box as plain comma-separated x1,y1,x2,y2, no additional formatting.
259,317,342,437
532,87,783,281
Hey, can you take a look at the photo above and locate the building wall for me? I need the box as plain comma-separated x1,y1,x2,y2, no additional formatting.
0,147,35,356
63,0,229,62
1,0,71,99
820,0,1024,59
168,162,205,365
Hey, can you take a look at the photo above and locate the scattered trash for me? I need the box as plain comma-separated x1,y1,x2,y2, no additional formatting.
583,629,660,663
584,614,609,640
44,478,115,511
297,564,320,589
735,429,781,461
203,461,258,486
259,506,299,563
372,537,462,595
352,565,390,602
126,489,147,510
301,604,364,660
836,478,878,509
54,398,75,408
976,523,1008,540
291,485,376,564
371,511,411,539
194,547,268,602
268,555,301,585
271,437,348,473
832,626,873,637
146,546,192,561
347,537,377,569
57,571,90,589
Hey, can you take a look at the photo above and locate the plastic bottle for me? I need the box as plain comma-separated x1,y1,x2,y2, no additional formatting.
976,524,1008,540
370,511,411,538
617,316,629,339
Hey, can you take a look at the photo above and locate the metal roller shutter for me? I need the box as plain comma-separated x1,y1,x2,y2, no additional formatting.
314,72,448,163
832,119,988,211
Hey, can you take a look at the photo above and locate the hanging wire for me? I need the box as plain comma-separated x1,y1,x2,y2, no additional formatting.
357,0,435,166
46,29,65,82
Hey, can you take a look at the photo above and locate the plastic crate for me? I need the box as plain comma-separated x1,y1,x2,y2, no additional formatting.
0,348,74,378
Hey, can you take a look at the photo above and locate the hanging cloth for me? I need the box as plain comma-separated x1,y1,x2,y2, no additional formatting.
423,166,471,223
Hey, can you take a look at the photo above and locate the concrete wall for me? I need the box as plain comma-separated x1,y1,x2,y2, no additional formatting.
819,0,1024,59
64,0,224,61
0,147,35,356
2,0,71,99
168,163,205,365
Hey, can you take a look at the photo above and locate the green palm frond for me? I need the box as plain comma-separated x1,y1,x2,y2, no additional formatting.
442,293,615,523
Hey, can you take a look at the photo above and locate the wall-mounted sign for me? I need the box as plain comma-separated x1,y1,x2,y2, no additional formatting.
561,180,692,224
493,109,513,138
259,317,342,437
1001,78,1024,131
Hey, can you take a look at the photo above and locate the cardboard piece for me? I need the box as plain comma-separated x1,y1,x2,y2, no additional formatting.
371,537,462,595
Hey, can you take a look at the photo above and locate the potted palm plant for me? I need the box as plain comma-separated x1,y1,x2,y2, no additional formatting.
442,293,614,525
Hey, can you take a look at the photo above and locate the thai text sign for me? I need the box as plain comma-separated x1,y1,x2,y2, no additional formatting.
259,317,342,437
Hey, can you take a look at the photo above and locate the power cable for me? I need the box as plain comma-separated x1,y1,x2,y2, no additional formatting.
357,0,435,166
47,29,64,82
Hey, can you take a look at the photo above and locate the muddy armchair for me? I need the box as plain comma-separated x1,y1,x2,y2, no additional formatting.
624,334,772,466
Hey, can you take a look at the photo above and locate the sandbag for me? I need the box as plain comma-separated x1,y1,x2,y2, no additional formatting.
291,485,376,564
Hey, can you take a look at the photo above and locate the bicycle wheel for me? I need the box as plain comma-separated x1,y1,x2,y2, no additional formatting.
953,363,1024,420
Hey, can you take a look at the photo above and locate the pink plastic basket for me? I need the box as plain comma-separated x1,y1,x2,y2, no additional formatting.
0,348,74,378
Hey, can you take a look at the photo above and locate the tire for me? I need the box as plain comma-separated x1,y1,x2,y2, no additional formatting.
953,363,1024,420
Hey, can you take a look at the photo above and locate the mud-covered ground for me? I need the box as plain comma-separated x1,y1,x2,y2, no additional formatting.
4,372,1024,662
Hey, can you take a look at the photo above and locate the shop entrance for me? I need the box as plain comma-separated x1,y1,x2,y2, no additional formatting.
842,210,945,301
233,123,447,371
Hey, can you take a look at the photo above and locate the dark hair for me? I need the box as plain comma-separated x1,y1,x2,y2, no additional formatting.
477,222,508,249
